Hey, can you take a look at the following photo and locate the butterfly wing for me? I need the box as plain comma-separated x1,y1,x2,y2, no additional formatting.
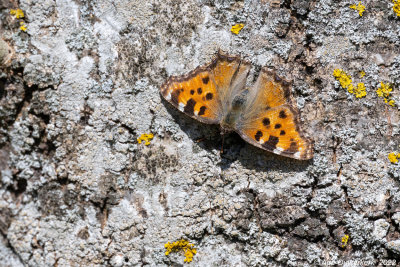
160,51,250,124
237,68,313,160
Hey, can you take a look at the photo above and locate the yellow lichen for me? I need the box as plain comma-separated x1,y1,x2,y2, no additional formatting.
389,152,400,164
393,0,400,17
350,2,366,17
231,24,244,35
360,70,366,78
10,9,24,19
19,21,27,32
137,133,154,146
333,69,352,89
354,83,366,98
376,82,392,98
387,99,396,107
341,234,349,248
333,69,367,98
10,9,26,32
165,239,197,263
376,82,396,107
347,84,354,94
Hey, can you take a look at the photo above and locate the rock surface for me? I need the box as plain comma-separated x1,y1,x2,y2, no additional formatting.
1,0,400,266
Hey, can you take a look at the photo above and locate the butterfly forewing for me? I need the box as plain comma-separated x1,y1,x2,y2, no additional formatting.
160,52,247,124
160,69,220,123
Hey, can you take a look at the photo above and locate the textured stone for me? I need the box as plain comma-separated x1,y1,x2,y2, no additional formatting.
0,0,400,265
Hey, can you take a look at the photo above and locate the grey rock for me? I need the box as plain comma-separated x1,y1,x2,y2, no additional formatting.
372,219,389,242
0,0,400,265
386,240,400,255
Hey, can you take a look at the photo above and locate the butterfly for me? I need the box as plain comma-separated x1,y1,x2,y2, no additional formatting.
160,51,313,160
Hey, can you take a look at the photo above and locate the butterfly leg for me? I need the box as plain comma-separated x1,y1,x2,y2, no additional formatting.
220,133,225,154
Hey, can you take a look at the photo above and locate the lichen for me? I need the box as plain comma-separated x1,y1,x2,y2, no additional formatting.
333,69,366,98
165,239,197,263
393,0,400,17
10,9,24,19
10,9,27,32
354,83,366,98
376,82,396,107
137,133,154,146
231,24,244,35
341,234,349,248
19,21,27,32
350,2,366,17
360,70,366,78
388,152,400,164
333,69,352,90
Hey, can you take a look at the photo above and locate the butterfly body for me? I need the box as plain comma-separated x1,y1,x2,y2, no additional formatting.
220,91,248,133
160,51,313,160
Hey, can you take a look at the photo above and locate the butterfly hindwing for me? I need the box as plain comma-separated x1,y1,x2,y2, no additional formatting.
236,68,313,160
160,51,250,124
237,105,313,159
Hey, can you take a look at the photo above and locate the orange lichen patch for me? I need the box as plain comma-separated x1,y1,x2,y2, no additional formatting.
350,2,366,17
137,133,154,146
165,239,197,263
231,23,244,35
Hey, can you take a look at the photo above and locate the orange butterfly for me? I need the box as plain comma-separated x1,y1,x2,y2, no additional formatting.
160,51,313,160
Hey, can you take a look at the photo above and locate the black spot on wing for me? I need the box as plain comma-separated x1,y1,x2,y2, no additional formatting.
275,124,281,129
202,77,209,84
198,106,207,116
279,110,287,118
280,130,285,136
197,87,202,94
284,141,298,154
206,92,213,100
190,90,195,95
262,118,270,127
184,98,196,115
263,135,279,150
255,131,263,141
